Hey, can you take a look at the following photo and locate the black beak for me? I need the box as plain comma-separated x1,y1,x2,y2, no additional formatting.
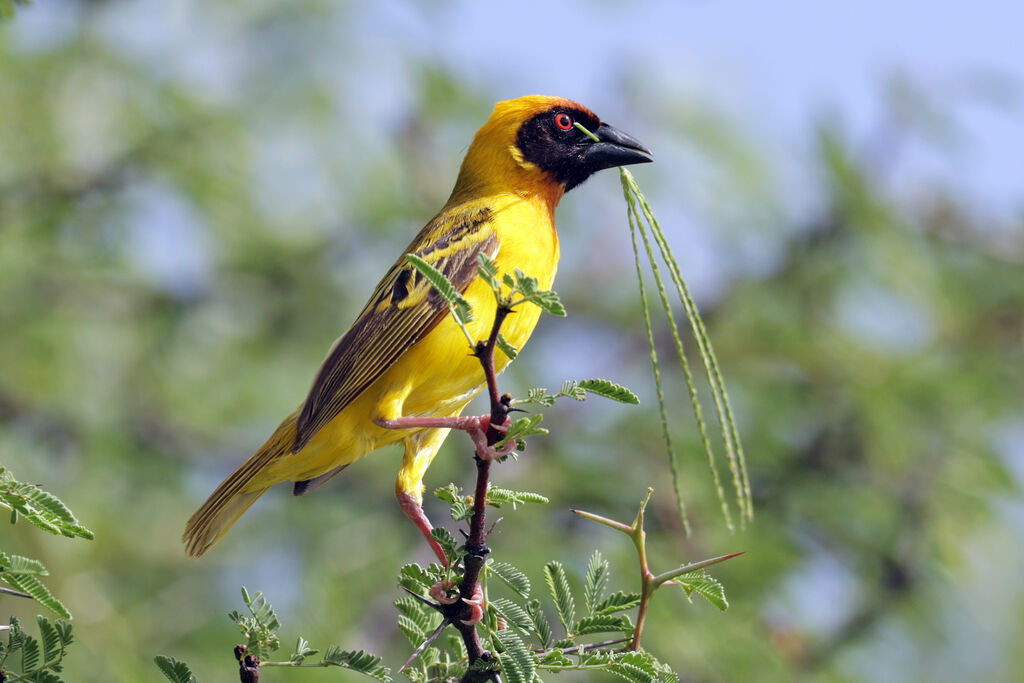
585,123,653,169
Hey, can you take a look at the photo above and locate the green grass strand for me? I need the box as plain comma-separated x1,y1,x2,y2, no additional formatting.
631,199,733,532
622,171,734,532
623,173,691,535
623,169,753,523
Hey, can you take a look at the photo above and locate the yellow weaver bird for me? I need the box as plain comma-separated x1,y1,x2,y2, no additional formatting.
183,95,652,560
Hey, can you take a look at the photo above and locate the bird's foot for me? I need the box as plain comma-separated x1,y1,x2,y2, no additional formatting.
460,582,486,625
461,414,514,461
429,580,485,624
429,579,460,604
375,414,515,460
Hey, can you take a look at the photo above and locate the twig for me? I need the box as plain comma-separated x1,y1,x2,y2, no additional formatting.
449,303,513,683
574,491,743,652
532,637,631,655
401,585,442,610
400,618,453,673
0,585,32,599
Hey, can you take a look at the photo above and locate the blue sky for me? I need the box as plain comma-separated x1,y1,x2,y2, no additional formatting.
420,0,1023,216
13,0,1021,216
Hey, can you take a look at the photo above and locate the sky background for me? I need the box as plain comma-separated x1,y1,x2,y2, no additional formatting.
12,0,1021,311
12,0,1023,217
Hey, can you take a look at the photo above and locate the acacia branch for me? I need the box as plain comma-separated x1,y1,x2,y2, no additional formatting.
435,303,513,683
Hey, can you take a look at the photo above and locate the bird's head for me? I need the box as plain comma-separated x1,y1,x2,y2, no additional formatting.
450,95,652,207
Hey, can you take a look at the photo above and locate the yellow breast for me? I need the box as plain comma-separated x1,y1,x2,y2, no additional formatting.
382,192,559,418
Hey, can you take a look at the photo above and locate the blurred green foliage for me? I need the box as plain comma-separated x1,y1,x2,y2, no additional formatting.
2,2,1022,682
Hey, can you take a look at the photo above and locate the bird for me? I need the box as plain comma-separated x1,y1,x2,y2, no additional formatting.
183,95,652,562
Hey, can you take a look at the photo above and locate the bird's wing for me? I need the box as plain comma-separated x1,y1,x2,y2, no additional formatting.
294,206,497,452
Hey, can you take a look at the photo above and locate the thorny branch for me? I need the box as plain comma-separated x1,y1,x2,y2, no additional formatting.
442,302,514,683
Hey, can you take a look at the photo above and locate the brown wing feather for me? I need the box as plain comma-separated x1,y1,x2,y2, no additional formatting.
294,207,496,452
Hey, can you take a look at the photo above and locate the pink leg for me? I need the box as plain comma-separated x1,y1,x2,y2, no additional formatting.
397,490,448,566
399,489,485,623
375,414,514,461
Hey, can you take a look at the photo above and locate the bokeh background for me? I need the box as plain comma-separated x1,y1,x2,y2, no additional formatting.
3,1,1023,680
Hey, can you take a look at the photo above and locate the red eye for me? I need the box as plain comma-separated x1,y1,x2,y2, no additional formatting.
554,113,573,130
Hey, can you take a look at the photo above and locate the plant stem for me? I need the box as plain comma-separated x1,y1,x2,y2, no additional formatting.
628,491,655,651
453,304,512,683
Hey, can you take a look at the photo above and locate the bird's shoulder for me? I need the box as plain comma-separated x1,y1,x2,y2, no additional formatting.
366,200,499,313
293,200,500,451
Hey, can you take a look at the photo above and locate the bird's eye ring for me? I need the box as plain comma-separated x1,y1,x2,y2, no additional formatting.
554,113,573,130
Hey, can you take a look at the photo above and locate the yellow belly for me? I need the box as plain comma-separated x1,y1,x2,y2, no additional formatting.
259,192,559,485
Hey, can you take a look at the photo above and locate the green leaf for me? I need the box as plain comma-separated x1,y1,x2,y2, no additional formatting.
507,269,566,317
573,614,633,636
21,632,40,671
607,651,671,683
493,414,548,451
496,333,519,360
449,500,473,521
491,598,533,631
397,614,426,647
488,560,531,599
0,552,48,576
559,380,587,401
429,527,459,562
578,378,640,404
290,636,318,664
1,571,70,618
523,387,556,407
232,587,281,658
405,253,458,307
495,628,536,683
608,662,656,683
452,297,474,328
321,646,391,681
594,591,642,615
394,595,433,632
513,269,538,295
154,655,199,683
485,486,549,508
672,571,728,610
55,619,73,648
476,252,500,288
525,600,552,649
584,550,609,615
527,290,566,317
448,633,467,660
406,253,474,324
433,484,472,521
0,469,94,540
37,616,61,664
543,562,575,636
244,587,280,631
538,648,572,668
433,483,461,504
398,563,436,593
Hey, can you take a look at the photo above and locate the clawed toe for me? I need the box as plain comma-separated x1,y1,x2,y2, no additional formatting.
459,584,486,625
429,580,460,605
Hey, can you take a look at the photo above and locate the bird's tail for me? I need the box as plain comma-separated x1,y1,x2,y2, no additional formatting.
183,411,298,558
